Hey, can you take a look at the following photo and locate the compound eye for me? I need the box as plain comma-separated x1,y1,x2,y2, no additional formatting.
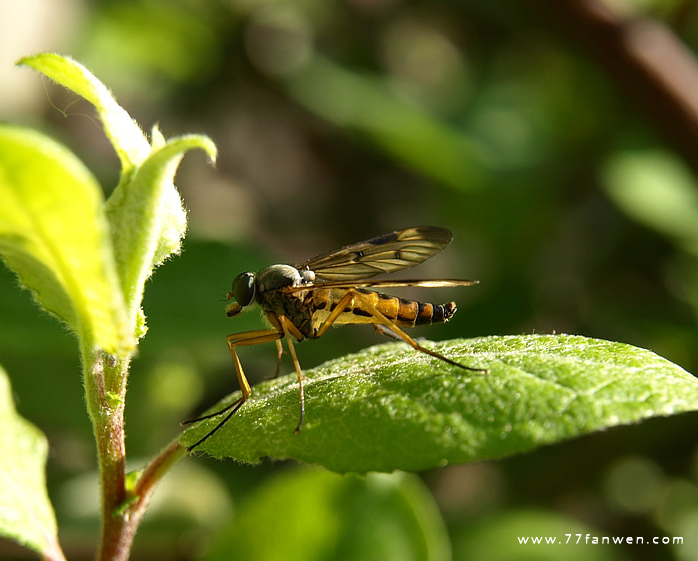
231,272,256,306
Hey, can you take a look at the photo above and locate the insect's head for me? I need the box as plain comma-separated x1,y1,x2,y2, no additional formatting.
226,271,256,317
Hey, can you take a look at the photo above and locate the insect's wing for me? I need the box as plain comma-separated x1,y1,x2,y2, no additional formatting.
296,226,454,281
284,279,479,292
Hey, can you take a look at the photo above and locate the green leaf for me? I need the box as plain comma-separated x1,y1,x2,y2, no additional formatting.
182,334,698,473
287,55,490,191
18,52,151,173
0,365,65,561
18,53,217,333
453,509,631,561
0,125,129,353
104,132,217,321
602,149,698,256
202,469,450,561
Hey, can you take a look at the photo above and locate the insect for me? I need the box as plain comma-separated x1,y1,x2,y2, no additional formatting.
184,226,485,451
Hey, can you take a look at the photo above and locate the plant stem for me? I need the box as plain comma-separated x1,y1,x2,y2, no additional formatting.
85,350,130,561
127,438,188,526
84,349,187,561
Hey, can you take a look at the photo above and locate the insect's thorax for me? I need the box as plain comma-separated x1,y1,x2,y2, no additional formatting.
255,264,314,335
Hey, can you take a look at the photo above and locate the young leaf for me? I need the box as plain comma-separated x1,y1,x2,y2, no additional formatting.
182,334,698,473
18,52,151,173
0,366,65,561
0,125,129,354
18,53,217,333
104,134,217,323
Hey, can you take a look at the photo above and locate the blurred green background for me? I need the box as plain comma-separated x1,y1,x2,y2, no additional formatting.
3,0,698,559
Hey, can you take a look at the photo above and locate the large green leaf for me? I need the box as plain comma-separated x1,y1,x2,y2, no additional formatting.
202,469,450,561
0,125,129,353
182,334,698,473
0,366,65,561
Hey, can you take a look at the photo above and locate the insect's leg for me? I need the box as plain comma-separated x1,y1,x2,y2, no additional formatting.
273,338,284,378
277,315,307,433
184,399,245,452
314,290,358,338
373,323,402,341
223,329,286,410
184,328,283,451
321,290,485,373
184,335,256,424
371,311,485,372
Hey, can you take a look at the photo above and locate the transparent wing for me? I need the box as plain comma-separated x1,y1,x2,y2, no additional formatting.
296,226,454,281
284,279,478,292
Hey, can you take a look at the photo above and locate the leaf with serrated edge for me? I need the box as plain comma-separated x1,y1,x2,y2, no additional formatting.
0,366,65,561
182,334,698,473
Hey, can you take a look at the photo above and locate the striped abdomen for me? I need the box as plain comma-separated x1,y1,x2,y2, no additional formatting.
307,287,457,337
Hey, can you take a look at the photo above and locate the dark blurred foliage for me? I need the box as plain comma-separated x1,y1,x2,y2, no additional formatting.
3,0,698,559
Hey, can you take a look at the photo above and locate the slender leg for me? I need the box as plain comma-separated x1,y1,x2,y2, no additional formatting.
313,290,359,338
276,315,307,433
184,328,284,451
315,289,486,373
273,338,284,378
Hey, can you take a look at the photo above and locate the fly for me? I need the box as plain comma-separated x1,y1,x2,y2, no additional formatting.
184,226,486,451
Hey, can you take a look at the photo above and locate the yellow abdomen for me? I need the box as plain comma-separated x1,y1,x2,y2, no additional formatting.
309,288,457,334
